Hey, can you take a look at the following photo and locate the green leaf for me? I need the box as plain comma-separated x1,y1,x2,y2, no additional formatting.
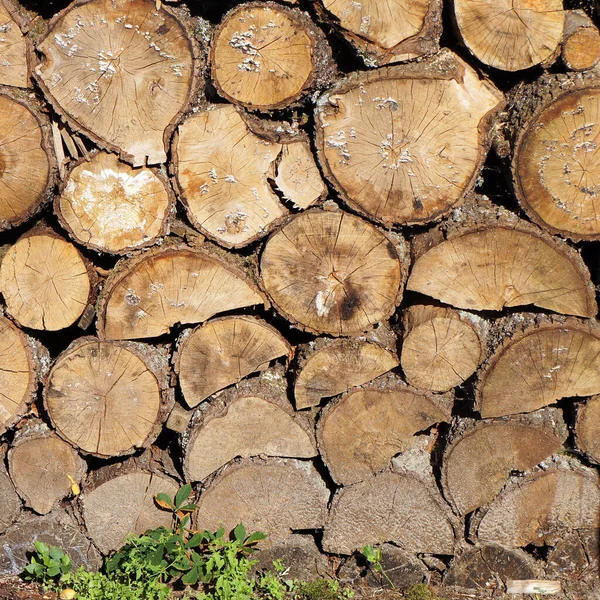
233,523,246,544
155,493,175,511
46,565,60,577
245,531,266,545
150,544,165,566
181,566,200,585
175,484,192,508
34,541,49,556
215,527,225,540
186,532,208,548
178,503,197,513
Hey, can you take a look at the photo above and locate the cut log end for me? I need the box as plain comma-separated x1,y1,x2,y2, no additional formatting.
0,0,32,88
562,11,600,71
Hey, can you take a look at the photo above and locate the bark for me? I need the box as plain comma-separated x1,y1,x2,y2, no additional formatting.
314,50,503,226
575,395,600,464
0,451,20,535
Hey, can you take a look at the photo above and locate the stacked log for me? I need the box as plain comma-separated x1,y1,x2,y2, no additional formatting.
0,0,600,598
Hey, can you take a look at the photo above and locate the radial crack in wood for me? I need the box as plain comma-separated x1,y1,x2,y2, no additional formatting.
442,410,567,516
453,0,564,72
314,51,503,226
0,91,55,231
44,337,173,457
261,209,406,336
8,420,87,515
57,151,173,254
477,316,600,418
210,1,333,110
194,458,329,547
473,461,600,548
294,338,399,410
0,229,94,331
98,245,264,340
0,0,33,88
317,378,451,486
35,0,200,166
173,105,286,248
184,372,316,482
175,316,290,408
323,471,456,555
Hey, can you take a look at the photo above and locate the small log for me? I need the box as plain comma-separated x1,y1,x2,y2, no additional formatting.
172,105,286,248
444,544,539,590
294,337,399,410
406,196,597,318
453,0,564,71
0,89,55,231
575,395,600,464
274,141,327,210
323,471,456,555
401,305,486,392
8,419,86,515
317,376,451,486
510,74,600,241
315,0,442,67
314,50,503,226
0,313,46,436
195,457,329,546
175,316,290,408
0,508,102,575
506,580,561,595
184,368,316,482
97,244,265,340
0,453,20,535
44,337,174,458
260,208,407,336
472,460,600,548
0,227,95,331
442,409,567,516
81,455,179,554
0,0,34,88
56,151,174,254
476,315,600,418
210,1,334,110
547,528,599,583
562,10,600,71
35,0,201,166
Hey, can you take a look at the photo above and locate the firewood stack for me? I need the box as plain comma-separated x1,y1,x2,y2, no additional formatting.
0,0,599,596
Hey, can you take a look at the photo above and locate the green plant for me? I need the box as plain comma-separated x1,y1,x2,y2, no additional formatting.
258,560,296,600
403,584,441,600
296,578,354,600
361,545,394,589
22,541,72,588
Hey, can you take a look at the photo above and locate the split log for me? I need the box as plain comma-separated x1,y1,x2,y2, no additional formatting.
294,337,399,410
317,376,451,486
476,315,600,418
35,0,201,166
0,455,20,535
8,420,86,515
260,208,407,336
314,50,503,226
44,337,173,458
322,471,456,555
453,0,564,72
172,105,286,248
562,11,600,71
97,244,264,340
401,305,486,392
0,228,95,331
175,316,290,408
0,313,46,436
0,509,102,575
0,0,34,88
406,197,597,318
56,151,174,254
510,74,600,240
575,395,600,464
274,141,327,210
444,544,539,590
81,456,179,554
0,89,55,231
210,1,334,110
184,369,316,481
441,409,567,516
194,458,329,546
315,0,442,67
547,528,599,584
472,460,600,548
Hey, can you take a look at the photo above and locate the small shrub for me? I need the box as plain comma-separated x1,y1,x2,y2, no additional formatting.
22,541,72,588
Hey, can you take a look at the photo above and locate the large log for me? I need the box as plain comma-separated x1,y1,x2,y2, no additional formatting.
44,337,173,458
406,197,597,318
35,0,202,166
260,207,407,336
314,50,503,226
317,376,451,486
210,1,334,110
97,244,265,340
183,368,316,482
